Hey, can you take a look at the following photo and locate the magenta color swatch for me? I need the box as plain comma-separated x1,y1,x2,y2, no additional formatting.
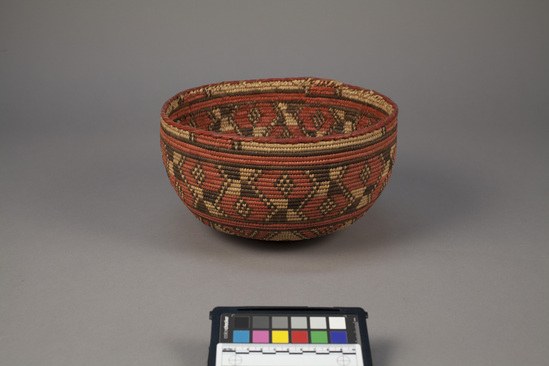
253,330,269,343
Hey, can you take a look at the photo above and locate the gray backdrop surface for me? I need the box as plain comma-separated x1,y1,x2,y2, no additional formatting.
1,1,548,365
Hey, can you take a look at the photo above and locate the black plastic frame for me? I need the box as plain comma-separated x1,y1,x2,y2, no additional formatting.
208,306,373,366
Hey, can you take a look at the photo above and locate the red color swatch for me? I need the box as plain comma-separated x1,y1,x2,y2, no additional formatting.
291,331,309,343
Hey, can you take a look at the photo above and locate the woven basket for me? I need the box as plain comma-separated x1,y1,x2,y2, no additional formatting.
160,77,398,241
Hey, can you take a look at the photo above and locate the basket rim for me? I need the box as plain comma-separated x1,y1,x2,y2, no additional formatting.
161,77,398,144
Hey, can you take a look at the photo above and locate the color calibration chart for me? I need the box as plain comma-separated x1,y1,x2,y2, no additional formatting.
208,307,373,366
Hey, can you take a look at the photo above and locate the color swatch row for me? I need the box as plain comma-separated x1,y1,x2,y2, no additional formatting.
233,315,347,330
232,329,348,344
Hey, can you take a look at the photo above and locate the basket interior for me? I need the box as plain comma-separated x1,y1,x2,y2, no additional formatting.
167,80,394,139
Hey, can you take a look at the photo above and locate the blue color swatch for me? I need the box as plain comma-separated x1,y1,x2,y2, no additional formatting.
233,330,250,343
330,331,348,344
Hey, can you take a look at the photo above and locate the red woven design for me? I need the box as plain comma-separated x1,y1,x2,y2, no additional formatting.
160,78,398,241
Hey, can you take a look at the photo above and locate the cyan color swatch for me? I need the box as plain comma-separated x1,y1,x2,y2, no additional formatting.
233,330,250,343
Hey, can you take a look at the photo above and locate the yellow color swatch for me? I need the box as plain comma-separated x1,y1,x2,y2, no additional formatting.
272,330,289,343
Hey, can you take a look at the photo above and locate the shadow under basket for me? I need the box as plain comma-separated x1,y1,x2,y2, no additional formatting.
160,77,398,241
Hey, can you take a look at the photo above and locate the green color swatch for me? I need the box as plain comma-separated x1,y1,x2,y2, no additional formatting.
310,331,328,343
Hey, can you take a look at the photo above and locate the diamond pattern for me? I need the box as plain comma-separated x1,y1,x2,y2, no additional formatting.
275,173,295,198
319,197,336,216
247,106,262,126
234,198,252,218
312,109,325,130
359,163,371,185
191,162,205,186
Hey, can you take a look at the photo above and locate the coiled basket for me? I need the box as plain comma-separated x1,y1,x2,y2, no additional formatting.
160,78,398,241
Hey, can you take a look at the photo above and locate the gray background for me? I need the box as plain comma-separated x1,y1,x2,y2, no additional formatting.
1,0,548,365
